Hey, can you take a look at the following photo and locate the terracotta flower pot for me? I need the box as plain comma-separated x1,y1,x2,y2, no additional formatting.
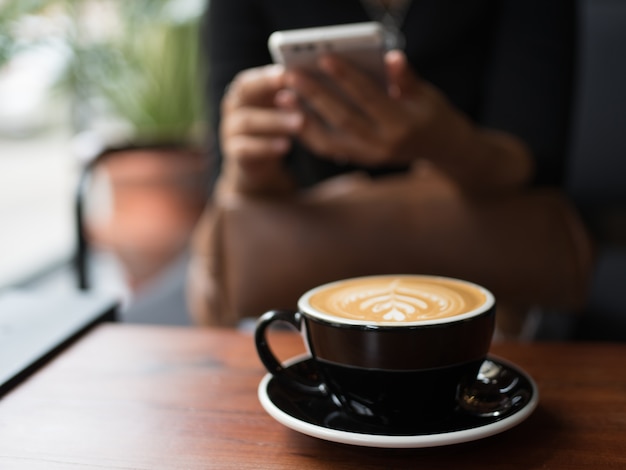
84,144,210,290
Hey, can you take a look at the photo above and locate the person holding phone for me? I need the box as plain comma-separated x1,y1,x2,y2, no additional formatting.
206,0,572,198
190,0,593,335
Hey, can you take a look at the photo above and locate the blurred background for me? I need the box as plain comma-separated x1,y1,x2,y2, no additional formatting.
0,0,210,324
1,0,626,334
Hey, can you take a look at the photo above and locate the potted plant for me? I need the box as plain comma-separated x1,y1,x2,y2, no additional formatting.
63,0,211,291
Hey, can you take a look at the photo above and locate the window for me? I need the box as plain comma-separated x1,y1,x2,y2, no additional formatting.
0,2,76,287
0,0,206,322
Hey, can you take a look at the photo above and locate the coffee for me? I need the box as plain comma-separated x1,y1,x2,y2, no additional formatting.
305,275,487,324
256,274,496,425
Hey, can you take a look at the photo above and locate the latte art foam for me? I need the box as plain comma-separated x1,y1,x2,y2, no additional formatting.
307,276,487,324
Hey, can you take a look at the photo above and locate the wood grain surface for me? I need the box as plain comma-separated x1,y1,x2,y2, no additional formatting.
0,324,624,469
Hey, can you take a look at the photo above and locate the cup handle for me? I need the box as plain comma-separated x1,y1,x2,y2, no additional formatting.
255,310,328,396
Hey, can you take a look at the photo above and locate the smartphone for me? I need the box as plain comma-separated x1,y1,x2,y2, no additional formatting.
268,22,387,88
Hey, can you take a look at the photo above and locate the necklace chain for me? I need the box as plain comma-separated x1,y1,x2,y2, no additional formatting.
360,0,411,50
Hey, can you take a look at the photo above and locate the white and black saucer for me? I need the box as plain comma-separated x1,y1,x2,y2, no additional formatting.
258,355,538,448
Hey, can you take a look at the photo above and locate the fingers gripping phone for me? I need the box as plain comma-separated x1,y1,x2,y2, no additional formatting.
268,22,387,89
268,23,405,178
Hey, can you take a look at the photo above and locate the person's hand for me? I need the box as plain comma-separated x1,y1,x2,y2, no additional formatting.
281,50,455,167
284,50,533,194
218,65,303,198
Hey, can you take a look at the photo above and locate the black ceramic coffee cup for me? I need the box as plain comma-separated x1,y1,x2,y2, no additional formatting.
255,275,495,427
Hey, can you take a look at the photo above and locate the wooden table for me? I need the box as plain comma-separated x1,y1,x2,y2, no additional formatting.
0,324,624,469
